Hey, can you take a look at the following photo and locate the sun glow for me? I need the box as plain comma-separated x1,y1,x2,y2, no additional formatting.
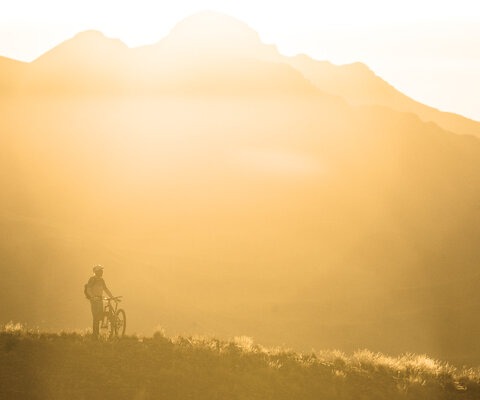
2,0,479,59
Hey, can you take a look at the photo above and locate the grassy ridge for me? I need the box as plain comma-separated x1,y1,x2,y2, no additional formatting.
1,325,479,400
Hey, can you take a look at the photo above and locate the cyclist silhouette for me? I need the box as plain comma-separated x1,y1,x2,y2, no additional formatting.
86,265,115,339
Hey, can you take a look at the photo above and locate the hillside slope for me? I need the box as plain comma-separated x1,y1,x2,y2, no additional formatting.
1,327,479,400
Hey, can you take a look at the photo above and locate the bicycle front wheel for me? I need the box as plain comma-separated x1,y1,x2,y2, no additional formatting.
115,309,126,337
100,314,115,340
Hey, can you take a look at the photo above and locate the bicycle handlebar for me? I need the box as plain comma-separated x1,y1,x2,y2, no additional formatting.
103,296,123,301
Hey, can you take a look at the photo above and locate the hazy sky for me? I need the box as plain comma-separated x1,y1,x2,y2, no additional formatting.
1,0,479,121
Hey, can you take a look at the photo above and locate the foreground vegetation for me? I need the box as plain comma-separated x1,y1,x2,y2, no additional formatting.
1,324,479,400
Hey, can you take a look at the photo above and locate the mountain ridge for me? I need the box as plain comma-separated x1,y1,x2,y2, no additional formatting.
1,11,478,136
287,53,480,137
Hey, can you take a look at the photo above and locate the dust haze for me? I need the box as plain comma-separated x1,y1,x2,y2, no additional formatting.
2,12,480,366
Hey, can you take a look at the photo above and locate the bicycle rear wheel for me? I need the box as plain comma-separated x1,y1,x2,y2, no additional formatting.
115,309,126,337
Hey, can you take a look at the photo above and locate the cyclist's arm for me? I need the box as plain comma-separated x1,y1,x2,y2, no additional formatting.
104,283,114,299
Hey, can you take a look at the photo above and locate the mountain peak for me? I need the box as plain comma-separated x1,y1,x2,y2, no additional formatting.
170,11,260,41
72,30,111,41
34,30,127,64
160,11,270,58
60,30,127,52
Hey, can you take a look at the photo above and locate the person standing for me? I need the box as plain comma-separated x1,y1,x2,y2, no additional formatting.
86,265,115,339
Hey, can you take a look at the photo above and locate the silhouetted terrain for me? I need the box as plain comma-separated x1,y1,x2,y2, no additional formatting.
1,326,479,400
286,55,480,138
1,12,480,365
2,13,479,136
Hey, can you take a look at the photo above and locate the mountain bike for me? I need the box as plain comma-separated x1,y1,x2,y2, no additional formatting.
99,296,126,339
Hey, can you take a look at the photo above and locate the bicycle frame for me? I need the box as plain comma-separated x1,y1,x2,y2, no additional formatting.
103,297,121,319
99,296,125,338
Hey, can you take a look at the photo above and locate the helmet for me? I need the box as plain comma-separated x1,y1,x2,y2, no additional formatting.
93,264,104,273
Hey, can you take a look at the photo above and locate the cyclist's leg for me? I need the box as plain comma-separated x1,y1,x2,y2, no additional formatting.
91,299,103,338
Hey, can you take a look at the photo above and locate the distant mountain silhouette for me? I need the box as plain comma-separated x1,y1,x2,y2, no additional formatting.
3,11,479,137
1,11,480,365
10,15,317,96
287,54,480,137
